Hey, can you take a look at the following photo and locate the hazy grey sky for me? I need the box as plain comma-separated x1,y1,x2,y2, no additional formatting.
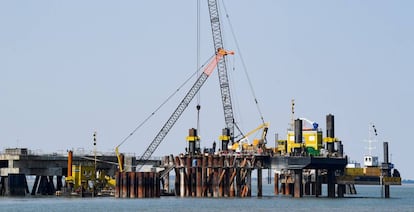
1,1,413,179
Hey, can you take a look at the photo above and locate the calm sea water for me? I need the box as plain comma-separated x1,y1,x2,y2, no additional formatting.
1,184,413,212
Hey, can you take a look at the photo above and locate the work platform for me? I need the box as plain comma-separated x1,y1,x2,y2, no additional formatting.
166,154,349,198
270,156,347,170
0,148,160,196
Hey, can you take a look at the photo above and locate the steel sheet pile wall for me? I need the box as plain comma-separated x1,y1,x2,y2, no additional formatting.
172,154,263,198
115,171,160,198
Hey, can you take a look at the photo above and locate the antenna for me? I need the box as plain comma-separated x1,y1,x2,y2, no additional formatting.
365,123,378,156
290,99,295,130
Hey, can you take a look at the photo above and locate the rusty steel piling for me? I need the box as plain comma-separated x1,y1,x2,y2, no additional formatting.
115,171,160,198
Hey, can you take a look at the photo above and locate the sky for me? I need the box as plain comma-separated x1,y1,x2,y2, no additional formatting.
1,1,413,179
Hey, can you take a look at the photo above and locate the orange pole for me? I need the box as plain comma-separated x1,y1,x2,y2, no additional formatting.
67,150,73,177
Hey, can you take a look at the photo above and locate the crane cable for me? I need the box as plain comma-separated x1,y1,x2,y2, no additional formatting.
116,55,215,149
221,1,266,124
196,0,202,136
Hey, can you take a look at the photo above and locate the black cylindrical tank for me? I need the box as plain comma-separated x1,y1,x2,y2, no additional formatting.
188,128,197,154
221,128,230,151
326,114,335,153
326,114,335,138
294,119,303,144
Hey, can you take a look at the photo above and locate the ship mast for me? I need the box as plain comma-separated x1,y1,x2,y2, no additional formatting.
366,123,378,156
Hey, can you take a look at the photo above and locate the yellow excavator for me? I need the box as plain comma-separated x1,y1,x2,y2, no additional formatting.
230,122,269,153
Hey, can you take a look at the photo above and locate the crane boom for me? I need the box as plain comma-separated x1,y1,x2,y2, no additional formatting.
135,49,234,171
236,122,270,143
207,0,235,142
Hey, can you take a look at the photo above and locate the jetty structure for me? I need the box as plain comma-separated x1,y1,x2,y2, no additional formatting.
0,1,401,199
0,149,159,196
0,114,401,198
114,114,401,199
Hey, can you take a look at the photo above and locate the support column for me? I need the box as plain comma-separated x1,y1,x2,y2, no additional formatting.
162,156,170,194
281,181,286,195
304,175,311,196
213,156,219,197
48,176,55,195
229,156,236,197
56,176,63,191
236,167,241,197
137,172,144,198
31,176,40,196
337,164,346,198
218,156,224,197
337,168,345,198
315,169,322,197
289,183,294,197
144,172,149,198
38,176,48,195
337,183,345,198
156,172,161,198
202,155,208,197
382,141,391,198
129,172,136,198
0,176,4,195
274,173,279,195
196,158,202,197
257,168,262,197
280,173,286,195
350,184,357,194
224,164,230,197
163,172,169,194
247,168,252,197
186,156,192,196
148,172,154,197
384,181,390,198
327,169,336,198
180,167,185,197
207,155,213,197
293,170,303,198
121,172,128,198
311,182,316,195
174,156,180,196
285,175,291,195
7,174,28,196
174,169,179,196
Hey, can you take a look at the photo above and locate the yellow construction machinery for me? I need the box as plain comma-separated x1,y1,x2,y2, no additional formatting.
65,165,115,195
230,122,269,153
115,147,123,172
276,117,323,156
